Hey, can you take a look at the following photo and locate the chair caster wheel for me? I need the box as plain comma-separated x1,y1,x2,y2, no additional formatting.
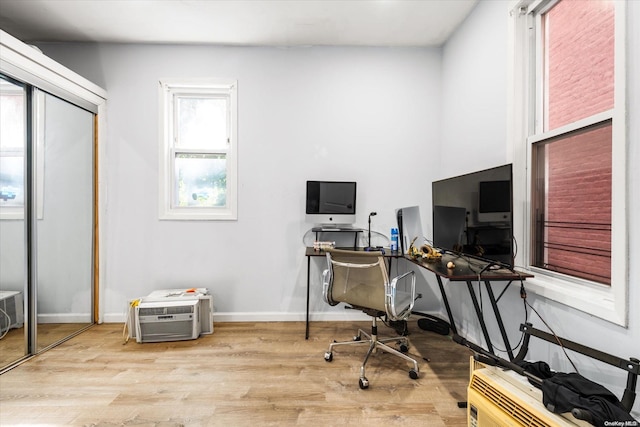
409,369,419,380
359,377,369,389
324,352,333,362
353,335,361,341
399,343,409,353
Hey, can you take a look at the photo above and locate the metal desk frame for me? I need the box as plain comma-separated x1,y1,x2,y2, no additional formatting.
405,252,532,361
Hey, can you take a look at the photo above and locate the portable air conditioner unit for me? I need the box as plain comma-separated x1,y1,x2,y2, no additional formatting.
467,357,591,427
145,288,213,335
128,288,213,343
0,291,24,332
135,299,200,343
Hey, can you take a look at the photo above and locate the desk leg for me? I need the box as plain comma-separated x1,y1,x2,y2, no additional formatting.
466,280,494,355
306,256,311,340
436,276,458,335
484,280,514,360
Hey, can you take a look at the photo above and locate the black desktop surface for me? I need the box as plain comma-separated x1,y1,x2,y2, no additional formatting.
405,251,531,281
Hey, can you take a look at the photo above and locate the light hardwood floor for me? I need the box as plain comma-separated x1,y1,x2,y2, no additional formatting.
1,323,92,368
0,320,473,426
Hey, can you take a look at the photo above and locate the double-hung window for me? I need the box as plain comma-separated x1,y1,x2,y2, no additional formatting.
159,78,237,220
510,0,627,325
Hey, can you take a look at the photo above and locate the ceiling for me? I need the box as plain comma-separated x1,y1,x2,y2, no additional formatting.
0,0,477,47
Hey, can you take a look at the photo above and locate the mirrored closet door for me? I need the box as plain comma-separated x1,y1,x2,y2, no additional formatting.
0,76,97,371
35,90,95,352
0,76,28,368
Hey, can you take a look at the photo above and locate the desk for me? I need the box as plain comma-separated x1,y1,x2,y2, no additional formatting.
405,252,533,360
304,247,402,339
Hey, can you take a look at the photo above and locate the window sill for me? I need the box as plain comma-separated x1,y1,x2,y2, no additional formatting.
524,269,626,327
159,207,237,221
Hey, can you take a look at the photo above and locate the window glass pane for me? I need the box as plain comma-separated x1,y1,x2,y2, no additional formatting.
0,90,24,149
532,121,612,285
544,0,614,131
0,81,25,207
0,156,23,206
174,153,227,208
175,96,228,149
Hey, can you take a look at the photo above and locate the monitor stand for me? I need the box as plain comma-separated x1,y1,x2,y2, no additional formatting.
312,225,360,232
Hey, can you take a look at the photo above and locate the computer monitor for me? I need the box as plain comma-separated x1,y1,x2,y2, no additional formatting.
432,164,514,266
305,181,357,226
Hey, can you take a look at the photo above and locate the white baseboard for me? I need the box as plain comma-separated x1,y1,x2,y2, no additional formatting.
37,313,92,323
102,311,370,324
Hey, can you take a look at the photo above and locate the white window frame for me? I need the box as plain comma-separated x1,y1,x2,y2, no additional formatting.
0,84,45,220
508,0,628,326
158,78,238,221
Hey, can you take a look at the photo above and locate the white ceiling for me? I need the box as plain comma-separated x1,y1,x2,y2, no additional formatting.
0,0,477,47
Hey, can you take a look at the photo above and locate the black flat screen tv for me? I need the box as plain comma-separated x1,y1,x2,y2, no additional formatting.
432,164,513,266
305,181,357,225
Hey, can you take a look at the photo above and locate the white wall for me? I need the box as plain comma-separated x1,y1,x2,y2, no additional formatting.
37,43,443,322
439,0,640,417
440,0,508,177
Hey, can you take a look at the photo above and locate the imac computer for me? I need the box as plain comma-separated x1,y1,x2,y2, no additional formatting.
305,181,357,226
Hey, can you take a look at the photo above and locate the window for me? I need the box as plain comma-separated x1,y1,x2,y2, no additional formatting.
159,79,237,220
0,80,57,221
510,0,627,325
0,78,26,219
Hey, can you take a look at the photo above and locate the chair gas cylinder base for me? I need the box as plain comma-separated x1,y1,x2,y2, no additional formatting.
321,249,420,389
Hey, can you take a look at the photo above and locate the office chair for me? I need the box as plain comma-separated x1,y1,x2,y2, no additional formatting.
321,248,419,389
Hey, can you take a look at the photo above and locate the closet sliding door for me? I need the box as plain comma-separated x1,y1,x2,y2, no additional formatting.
0,31,105,371
35,90,94,351
0,77,28,368
0,82,96,369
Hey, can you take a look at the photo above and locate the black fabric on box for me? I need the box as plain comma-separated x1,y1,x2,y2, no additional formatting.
514,360,637,426
540,372,637,427
516,360,555,381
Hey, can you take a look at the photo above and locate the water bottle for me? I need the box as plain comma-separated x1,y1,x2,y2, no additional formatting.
391,228,399,252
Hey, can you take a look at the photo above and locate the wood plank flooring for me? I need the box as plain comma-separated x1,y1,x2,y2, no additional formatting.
0,320,473,426
1,323,92,369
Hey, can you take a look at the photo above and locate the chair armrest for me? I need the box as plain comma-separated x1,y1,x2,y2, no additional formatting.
392,270,415,285
386,270,416,320
322,268,337,306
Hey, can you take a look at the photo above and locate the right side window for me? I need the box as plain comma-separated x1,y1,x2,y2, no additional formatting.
530,0,615,285
514,0,627,324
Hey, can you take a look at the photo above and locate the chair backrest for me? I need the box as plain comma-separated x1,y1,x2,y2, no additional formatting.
323,249,388,314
